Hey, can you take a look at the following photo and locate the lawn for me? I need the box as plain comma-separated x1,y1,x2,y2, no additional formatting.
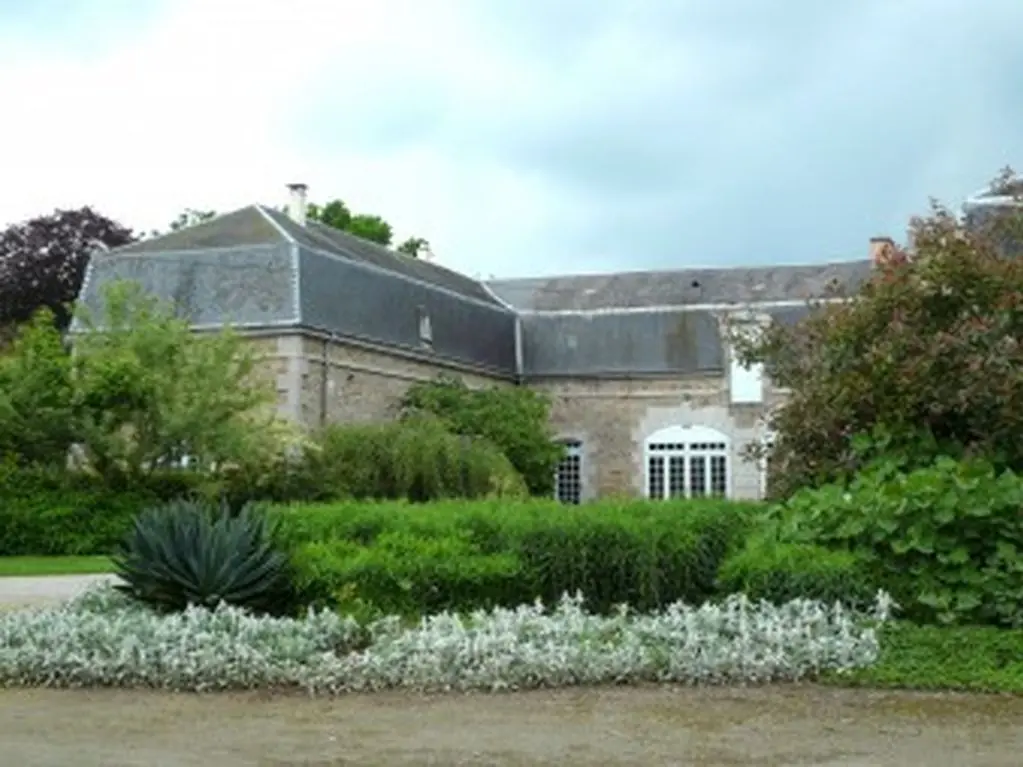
0,556,114,577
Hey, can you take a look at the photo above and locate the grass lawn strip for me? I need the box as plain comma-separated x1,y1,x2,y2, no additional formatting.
0,556,114,577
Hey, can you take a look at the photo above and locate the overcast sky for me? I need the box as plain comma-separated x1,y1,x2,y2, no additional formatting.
0,0,1021,279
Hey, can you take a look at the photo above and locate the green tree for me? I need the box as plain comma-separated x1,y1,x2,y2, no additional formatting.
69,281,281,481
0,281,290,481
344,214,393,246
168,209,218,231
0,309,75,466
305,199,431,250
739,170,1023,498
401,376,564,496
397,237,429,257
306,200,351,231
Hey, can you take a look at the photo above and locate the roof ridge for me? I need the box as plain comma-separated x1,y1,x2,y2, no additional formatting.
254,204,298,244
486,257,871,285
300,217,498,293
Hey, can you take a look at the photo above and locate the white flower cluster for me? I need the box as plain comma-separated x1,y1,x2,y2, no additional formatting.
0,587,892,694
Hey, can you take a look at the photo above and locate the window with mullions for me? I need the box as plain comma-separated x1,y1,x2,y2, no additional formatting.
645,426,730,499
555,440,583,504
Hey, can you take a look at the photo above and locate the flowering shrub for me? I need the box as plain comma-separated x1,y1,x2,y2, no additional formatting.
0,586,892,694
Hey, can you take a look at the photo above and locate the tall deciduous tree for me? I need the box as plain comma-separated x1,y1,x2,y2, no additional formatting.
0,208,134,330
400,376,564,496
0,281,296,481
70,281,283,480
305,199,395,246
739,170,1023,498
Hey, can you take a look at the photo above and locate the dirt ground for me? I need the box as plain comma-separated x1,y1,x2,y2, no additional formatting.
2,685,1022,766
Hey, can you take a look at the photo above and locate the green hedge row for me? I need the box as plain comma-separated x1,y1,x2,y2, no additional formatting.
717,537,877,609
0,465,201,556
272,499,870,617
0,418,527,558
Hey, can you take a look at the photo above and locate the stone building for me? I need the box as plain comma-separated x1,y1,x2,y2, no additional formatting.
79,184,887,503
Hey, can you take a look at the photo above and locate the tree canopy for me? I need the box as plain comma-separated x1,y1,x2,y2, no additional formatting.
400,376,564,496
0,281,291,482
741,170,1023,498
0,208,134,331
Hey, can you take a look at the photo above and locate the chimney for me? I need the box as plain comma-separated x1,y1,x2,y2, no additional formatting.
869,236,894,266
419,244,435,262
286,183,308,227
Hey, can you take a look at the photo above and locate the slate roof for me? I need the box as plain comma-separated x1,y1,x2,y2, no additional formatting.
484,260,871,312
521,311,724,377
258,208,501,306
76,205,518,376
77,201,860,381
80,241,297,329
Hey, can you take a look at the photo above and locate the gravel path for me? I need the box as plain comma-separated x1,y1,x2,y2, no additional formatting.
3,685,1023,766
0,574,118,607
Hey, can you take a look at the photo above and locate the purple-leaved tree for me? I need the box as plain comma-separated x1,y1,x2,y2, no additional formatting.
0,208,135,331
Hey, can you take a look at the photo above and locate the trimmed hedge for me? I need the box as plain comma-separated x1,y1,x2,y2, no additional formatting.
0,466,201,556
717,538,876,609
273,498,760,615
825,622,1023,694
0,418,528,557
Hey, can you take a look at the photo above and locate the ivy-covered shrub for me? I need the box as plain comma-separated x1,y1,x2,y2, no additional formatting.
717,538,875,609
401,376,564,496
768,457,1023,627
275,498,758,616
0,585,891,693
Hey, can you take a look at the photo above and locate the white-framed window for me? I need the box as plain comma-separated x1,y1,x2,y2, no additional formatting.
644,425,730,499
555,439,583,504
729,322,764,404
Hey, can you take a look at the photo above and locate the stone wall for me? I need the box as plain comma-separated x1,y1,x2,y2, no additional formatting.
249,332,783,502
262,333,510,429
533,375,786,501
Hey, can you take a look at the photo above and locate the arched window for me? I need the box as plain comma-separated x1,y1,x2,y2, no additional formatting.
644,425,729,499
555,439,583,504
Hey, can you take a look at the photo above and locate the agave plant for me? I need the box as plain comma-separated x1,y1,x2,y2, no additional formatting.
113,499,293,614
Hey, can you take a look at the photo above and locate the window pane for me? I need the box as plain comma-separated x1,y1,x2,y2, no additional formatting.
648,455,665,499
710,455,728,497
688,455,707,498
555,442,582,504
668,455,686,498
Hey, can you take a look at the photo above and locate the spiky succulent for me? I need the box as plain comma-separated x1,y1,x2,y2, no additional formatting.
113,499,293,614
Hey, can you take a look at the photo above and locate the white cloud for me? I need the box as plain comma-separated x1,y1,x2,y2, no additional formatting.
3,0,1023,281
0,1,474,240
0,0,581,276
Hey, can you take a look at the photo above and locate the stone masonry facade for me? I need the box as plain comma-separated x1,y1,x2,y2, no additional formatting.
253,330,779,502
261,333,510,429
